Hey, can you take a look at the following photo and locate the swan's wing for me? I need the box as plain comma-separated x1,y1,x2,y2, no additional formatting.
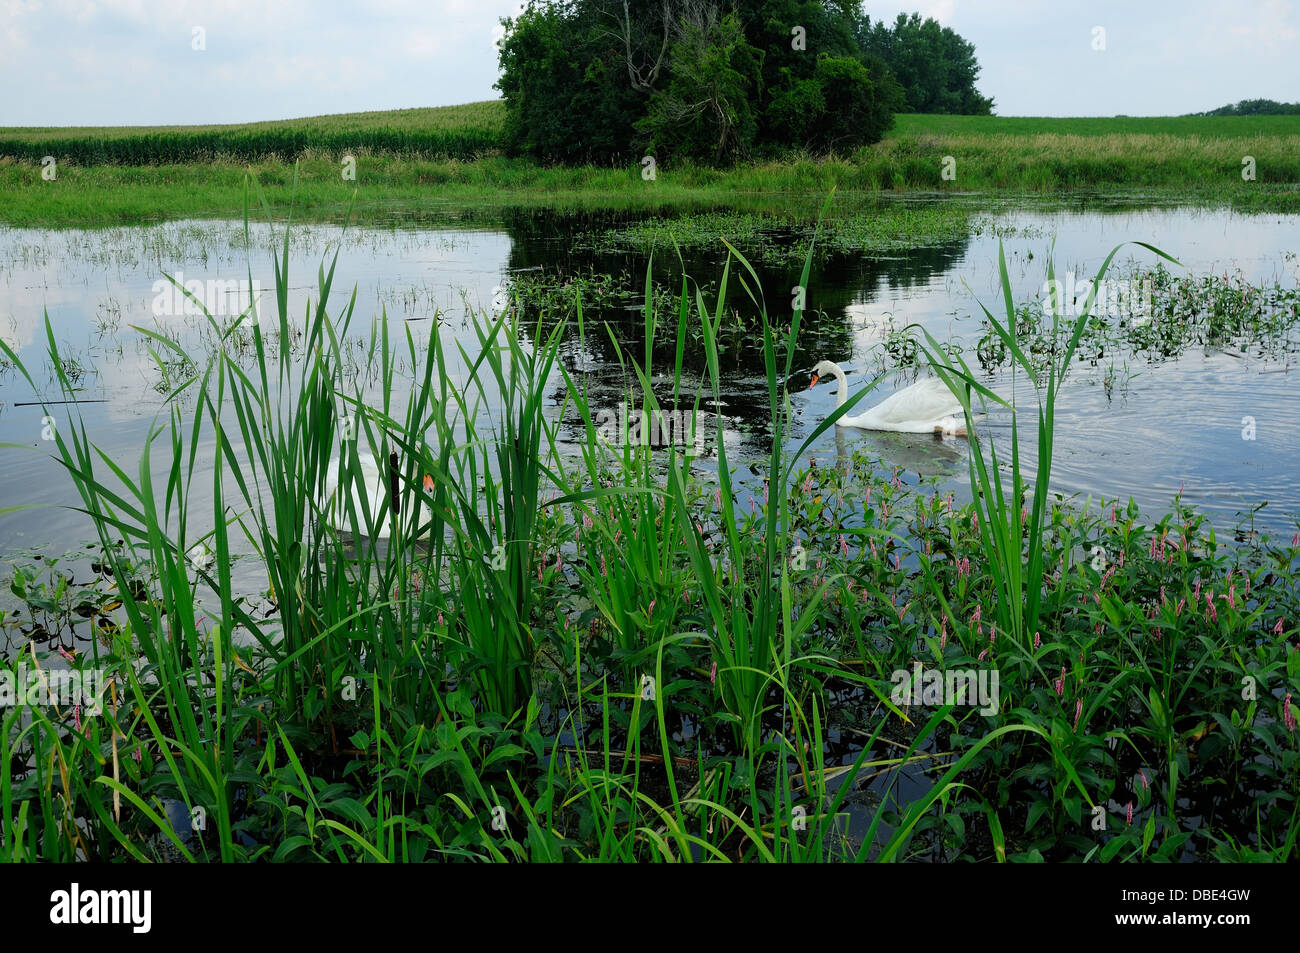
324,457,340,503
322,453,390,535
868,378,964,424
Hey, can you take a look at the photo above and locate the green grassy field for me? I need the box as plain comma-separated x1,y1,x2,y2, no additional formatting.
890,113,1300,137
1,105,1296,226
878,114,1300,201
0,101,504,164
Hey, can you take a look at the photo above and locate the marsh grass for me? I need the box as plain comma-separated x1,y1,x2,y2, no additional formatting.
7,110,1300,228
1,182,1297,862
918,239,1178,650
0,182,963,861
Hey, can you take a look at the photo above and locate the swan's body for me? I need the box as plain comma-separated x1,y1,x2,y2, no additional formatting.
323,449,433,540
810,360,966,435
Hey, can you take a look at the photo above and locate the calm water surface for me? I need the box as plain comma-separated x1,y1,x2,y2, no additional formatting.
2,203,1298,590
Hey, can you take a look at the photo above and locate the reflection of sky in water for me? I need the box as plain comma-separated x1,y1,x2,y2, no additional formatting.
0,220,517,578
1,207,1298,575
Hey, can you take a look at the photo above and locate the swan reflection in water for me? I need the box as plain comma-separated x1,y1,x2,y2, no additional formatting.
823,423,967,486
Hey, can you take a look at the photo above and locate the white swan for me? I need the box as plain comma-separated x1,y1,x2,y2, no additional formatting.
810,360,966,435
322,449,434,540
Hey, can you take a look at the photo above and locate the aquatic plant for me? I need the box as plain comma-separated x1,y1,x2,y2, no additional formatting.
1,185,1296,863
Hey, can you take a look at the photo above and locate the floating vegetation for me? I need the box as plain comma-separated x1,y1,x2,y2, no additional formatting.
506,267,628,317
579,205,974,264
2,544,141,651
1,194,1297,863
860,266,1300,382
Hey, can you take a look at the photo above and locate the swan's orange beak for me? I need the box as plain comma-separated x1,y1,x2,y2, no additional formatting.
422,474,434,493
808,373,819,390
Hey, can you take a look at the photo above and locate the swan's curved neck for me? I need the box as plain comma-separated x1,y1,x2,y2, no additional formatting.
828,363,849,410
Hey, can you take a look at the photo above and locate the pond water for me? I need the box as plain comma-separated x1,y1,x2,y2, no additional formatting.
2,203,1298,590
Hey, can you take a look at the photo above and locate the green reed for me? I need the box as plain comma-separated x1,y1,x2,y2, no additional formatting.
3,180,1294,863
918,238,1177,653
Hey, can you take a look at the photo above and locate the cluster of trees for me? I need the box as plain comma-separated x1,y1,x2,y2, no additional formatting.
858,13,993,115
1197,99,1300,116
495,1,990,165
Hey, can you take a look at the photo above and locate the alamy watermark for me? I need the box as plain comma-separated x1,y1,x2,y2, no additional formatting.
151,271,264,323
0,664,106,711
595,402,708,454
50,883,151,933
890,663,999,715
1040,273,1153,320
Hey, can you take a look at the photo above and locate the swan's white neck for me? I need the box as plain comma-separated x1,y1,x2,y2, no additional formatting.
827,362,850,411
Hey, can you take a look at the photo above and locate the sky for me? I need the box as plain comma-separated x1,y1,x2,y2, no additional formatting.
2,0,1296,127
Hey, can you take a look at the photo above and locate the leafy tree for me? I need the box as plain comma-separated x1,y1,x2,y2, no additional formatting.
496,1,644,162
764,52,900,152
860,12,993,114
496,1,949,163
1197,99,1300,116
733,0,895,151
809,54,901,150
637,7,762,163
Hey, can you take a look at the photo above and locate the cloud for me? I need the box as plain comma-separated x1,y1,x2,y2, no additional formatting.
1,0,1295,125
920,0,957,24
1222,0,1297,54
403,29,443,60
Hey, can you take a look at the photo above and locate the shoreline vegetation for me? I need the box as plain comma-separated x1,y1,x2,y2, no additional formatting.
2,105,1299,227
2,82,1298,861
2,209,1298,861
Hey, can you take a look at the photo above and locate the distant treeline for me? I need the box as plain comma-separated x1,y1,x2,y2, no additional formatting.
1194,99,1300,116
